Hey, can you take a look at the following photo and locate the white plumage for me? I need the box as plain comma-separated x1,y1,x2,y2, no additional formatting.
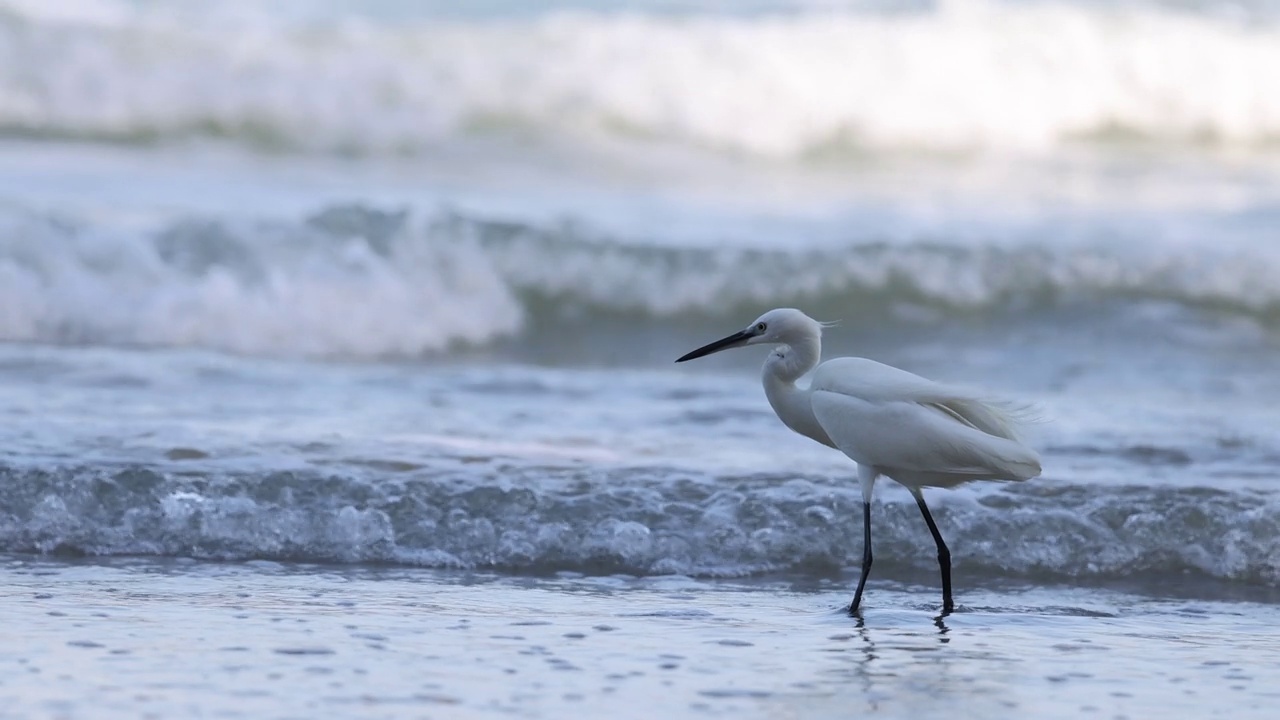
677,308,1042,614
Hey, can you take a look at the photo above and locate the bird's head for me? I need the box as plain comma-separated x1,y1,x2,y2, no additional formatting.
676,308,825,362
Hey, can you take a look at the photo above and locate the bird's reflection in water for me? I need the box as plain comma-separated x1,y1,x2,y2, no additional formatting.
934,613,951,643
849,612,880,710
811,609,964,714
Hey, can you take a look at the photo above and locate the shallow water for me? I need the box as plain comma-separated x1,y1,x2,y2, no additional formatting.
3,1,1280,717
2,340,1277,586
4,556,1279,720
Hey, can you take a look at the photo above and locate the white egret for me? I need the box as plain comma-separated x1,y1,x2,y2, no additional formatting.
676,308,1041,615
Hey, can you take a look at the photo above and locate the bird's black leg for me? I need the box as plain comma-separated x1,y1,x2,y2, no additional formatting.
849,501,873,615
913,492,953,615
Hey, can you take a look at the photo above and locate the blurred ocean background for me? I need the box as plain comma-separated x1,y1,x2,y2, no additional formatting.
1,1,1280,718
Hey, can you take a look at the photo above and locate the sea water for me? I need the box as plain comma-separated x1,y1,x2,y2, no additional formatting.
5,558,1280,720
1,1,1279,718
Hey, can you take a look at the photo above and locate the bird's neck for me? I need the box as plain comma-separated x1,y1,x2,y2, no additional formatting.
761,338,834,449
765,336,820,383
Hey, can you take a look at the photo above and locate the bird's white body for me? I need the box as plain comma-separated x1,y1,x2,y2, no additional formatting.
773,356,1040,498
677,307,1042,614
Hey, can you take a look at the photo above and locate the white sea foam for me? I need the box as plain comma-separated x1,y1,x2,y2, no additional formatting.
2,204,1278,359
3,0,1280,157
0,207,524,357
4,462,1279,584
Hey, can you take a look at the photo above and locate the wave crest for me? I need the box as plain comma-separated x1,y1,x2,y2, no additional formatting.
2,204,1278,358
3,1,1280,157
3,464,1278,585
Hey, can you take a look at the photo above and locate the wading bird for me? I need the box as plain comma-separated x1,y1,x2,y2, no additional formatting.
676,308,1041,615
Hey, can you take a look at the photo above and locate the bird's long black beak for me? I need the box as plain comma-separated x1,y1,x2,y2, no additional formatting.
675,329,753,363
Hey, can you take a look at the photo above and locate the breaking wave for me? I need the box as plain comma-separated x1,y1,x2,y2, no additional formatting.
1,204,1278,358
2,462,1277,585
3,0,1280,157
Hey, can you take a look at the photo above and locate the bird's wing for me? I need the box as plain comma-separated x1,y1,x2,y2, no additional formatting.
811,357,1029,441
809,358,1041,481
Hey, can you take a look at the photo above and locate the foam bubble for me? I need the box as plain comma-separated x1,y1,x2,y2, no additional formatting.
3,463,1278,585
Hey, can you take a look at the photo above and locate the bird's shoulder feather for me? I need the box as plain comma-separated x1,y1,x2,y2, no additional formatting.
810,356,1033,443
811,357,943,402
809,387,1042,483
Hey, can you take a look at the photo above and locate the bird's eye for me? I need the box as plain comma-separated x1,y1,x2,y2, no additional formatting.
756,322,767,332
